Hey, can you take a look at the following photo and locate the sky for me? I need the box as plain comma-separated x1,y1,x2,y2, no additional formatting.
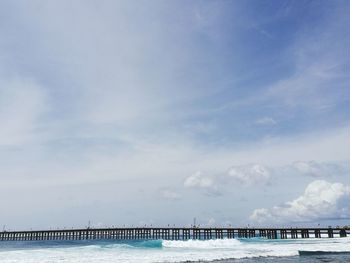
1,0,350,230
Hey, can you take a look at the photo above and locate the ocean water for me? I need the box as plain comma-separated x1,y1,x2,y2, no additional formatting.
0,237,350,263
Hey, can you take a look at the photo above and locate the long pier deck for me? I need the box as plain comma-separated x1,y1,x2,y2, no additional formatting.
0,227,349,241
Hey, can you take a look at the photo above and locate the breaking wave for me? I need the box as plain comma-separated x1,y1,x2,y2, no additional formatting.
0,238,349,262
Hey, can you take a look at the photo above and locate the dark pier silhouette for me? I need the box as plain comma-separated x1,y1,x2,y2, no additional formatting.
0,227,348,241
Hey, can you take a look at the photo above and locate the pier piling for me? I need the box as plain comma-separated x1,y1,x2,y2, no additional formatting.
0,227,348,242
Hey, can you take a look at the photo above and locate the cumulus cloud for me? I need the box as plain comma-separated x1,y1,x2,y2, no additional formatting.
250,180,350,224
227,164,271,184
184,171,214,188
184,164,271,197
184,161,346,199
184,171,219,195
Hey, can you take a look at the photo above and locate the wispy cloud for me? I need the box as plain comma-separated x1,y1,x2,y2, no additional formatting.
290,161,343,178
159,189,181,201
0,77,48,146
227,164,271,184
0,0,350,228
255,117,277,126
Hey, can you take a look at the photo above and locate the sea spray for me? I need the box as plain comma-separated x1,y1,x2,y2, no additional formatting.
162,238,242,249
0,237,349,263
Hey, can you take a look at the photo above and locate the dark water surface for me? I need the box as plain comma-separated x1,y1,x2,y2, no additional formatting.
221,254,350,263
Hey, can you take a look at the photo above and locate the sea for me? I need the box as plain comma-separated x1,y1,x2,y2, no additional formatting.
0,237,350,263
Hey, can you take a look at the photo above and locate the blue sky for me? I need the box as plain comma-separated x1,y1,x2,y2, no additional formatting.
1,0,350,230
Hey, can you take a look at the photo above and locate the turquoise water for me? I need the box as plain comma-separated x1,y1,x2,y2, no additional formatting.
0,238,350,262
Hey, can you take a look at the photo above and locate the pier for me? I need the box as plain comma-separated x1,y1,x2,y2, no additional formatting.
0,227,348,241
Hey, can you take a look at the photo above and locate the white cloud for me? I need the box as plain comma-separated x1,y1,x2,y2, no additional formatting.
183,161,346,198
255,117,277,125
184,171,219,195
250,180,350,224
184,171,214,188
183,164,270,197
291,161,339,177
0,1,350,229
227,164,271,184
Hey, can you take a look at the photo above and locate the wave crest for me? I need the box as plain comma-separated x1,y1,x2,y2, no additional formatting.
162,238,241,249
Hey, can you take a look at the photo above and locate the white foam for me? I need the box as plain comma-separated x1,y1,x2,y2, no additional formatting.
0,238,349,263
163,238,241,249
